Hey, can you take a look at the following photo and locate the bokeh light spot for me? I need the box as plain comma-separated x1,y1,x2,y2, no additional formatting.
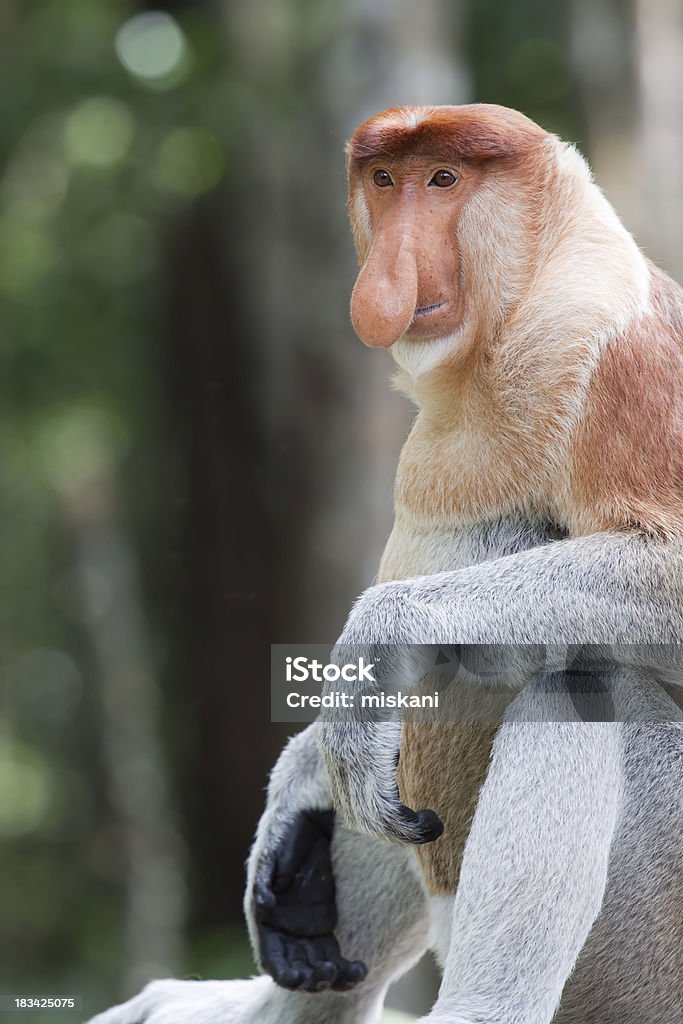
64,97,134,168
38,405,129,497
154,128,225,196
115,12,187,83
0,731,54,837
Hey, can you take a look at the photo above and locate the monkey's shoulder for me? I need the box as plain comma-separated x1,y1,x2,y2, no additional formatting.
569,269,683,537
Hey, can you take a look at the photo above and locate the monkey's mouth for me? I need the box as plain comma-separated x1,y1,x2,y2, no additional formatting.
414,301,448,318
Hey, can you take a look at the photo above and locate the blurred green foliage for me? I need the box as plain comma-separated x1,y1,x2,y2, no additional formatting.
0,0,595,1019
0,2,242,1016
467,0,582,141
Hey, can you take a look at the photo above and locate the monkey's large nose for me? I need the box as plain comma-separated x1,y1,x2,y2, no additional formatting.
350,237,418,348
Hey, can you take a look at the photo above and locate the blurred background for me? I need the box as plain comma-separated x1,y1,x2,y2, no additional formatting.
0,1,681,1020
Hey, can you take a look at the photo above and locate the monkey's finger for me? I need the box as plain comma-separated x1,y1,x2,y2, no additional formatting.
259,937,306,990
286,957,316,992
261,931,329,992
331,958,368,991
311,937,367,991
303,959,338,992
301,938,340,989
302,938,367,992
270,963,305,990
390,804,444,844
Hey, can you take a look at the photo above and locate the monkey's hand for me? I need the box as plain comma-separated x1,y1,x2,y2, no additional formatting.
318,717,443,846
253,808,367,992
245,727,368,993
317,604,446,846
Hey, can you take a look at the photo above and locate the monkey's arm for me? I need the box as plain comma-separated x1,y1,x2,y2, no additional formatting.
318,531,683,843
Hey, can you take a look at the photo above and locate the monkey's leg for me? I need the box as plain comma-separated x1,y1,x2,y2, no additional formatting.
419,678,624,1024
86,977,374,1024
87,724,431,1024
555,678,683,1024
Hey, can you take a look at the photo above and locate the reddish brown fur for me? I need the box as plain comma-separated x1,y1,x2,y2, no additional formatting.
398,724,497,894
346,104,682,898
571,266,683,537
348,104,547,166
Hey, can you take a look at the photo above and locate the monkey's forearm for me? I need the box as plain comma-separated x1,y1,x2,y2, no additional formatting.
356,532,683,647
318,532,682,841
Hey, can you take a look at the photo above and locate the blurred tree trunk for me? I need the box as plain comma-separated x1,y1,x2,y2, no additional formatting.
227,0,468,643
146,0,291,933
634,0,683,282
570,0,683,283
160,198,290,927
156,7,467,1017
569,0,641,235
54,436,185,995
220,0,468,1016
223,1,467,1015
0,0,15,37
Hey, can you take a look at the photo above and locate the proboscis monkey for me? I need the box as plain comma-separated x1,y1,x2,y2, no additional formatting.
89,105,683,1024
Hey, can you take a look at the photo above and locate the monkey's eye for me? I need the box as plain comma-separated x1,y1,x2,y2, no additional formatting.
428,169,457,188
372,169,394,188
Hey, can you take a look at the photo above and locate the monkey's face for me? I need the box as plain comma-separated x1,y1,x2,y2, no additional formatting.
349,156,477,349
347,105,549,370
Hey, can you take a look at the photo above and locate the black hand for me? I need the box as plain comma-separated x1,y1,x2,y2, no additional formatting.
253,809,367,993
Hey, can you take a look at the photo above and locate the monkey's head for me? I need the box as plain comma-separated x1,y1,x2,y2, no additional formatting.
347,104,564,378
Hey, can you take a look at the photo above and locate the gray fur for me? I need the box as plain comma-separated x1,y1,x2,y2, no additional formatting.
87,522,683,1024
317,531,683,842
314,528,683,1022
87,728,429,1024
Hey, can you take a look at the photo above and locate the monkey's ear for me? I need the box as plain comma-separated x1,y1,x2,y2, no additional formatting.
347,104,548,166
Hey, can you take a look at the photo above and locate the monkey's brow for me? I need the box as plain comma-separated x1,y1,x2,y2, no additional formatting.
348,107,548,167
355,153,463,178
351,144,444,161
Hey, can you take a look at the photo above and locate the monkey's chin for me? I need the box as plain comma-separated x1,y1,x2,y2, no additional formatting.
391,330,464,378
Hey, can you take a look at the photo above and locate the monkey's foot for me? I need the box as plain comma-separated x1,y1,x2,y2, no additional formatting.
253,809,368,992
417,1017,472,1024
86,978,274,1024
86,976,381,1024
